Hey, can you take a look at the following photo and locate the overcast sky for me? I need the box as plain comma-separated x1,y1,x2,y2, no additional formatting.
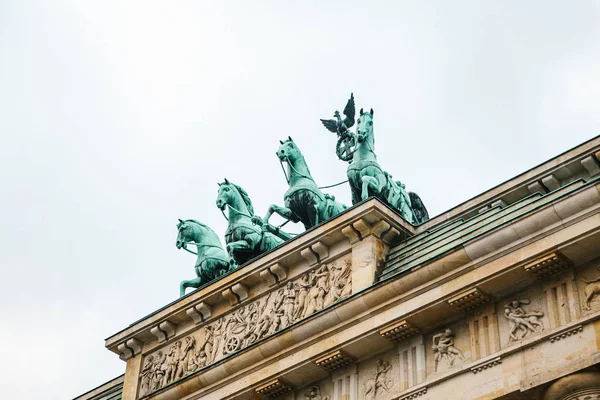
1,1,599,399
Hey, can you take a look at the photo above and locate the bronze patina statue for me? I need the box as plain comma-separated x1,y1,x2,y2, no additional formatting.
263,136,346,230
174,93,430,295
321,94,429,224
175,219,232,296
216,179,285,265
321,93,357,162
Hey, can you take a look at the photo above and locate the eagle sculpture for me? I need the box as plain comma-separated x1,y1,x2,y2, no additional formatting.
320,93,355,135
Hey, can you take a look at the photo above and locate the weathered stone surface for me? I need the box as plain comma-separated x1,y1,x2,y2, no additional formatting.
93,138,600,400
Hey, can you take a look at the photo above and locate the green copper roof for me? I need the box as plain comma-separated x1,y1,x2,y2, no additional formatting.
379,177,596,281
72,375,123,400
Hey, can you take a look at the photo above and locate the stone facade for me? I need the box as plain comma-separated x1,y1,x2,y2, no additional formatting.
96,137,600,400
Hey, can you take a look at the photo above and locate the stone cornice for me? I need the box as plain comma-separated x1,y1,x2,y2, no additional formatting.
382,179,600,282
141,206,600,399
417,135,600,232
106,154,600,363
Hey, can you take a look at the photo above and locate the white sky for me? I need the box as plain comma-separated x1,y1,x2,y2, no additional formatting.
1,1,599,399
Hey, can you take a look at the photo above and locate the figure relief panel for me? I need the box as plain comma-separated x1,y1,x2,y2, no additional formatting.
503,299,544,341
295,383,333,400
425,321,471,375
138,255,352,398
496,287,547,349
576,262,600,314
359,353,399,400
139,333,206,397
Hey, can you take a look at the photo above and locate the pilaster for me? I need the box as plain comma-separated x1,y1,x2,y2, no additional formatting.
121,353,142,400
342,218,398,293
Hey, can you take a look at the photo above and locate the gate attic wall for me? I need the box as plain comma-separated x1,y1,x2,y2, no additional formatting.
104,137,600,400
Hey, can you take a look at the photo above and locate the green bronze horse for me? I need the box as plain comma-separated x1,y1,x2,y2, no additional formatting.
176,219,232,296
263,137,347,230
216,179,284,265
348,108,429,224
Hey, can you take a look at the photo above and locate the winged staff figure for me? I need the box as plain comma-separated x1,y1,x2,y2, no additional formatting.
320,93,357,162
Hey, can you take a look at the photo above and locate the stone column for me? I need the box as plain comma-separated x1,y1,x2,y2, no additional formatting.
122,353,143,400
341,219,399,293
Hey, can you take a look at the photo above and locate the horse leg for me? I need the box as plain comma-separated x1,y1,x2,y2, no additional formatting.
180,278,202,297
263,204,295,226
361,176,379,200
308,194,324,228
585,288,595,310
226,239,254,264
350,185,362,205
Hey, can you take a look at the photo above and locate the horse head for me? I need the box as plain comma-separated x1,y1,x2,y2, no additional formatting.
277,136,302,163
216,179,254,216
176,218,192,249
356,108,374,143
176,219,222,250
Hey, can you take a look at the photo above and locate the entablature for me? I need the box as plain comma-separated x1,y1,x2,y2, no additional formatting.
105,200,410,361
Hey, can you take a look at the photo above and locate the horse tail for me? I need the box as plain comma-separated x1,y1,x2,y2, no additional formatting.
409,192,430,224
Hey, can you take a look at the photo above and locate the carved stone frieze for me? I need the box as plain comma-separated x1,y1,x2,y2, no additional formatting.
380,320,420,343
314,350,355,372
138,336,203,397
303,385,331,400
432,328,466,372
137,256,352,398
581,267,600,311
448,288,490,312
503,299,544,341
364,359,394,400
523,252,572,277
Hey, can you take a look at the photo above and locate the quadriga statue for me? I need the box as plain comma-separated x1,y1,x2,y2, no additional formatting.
175,219,232,296
321,94,429,224
262,136,346,230
216,179,286,265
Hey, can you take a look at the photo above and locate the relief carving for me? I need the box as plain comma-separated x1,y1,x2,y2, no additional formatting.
304,385,330,400
139,337,207,397
138,257,352,398
215,259,351,358
581,268,600,310
364,360,393,399
503,299,544,341
432,328,466,372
